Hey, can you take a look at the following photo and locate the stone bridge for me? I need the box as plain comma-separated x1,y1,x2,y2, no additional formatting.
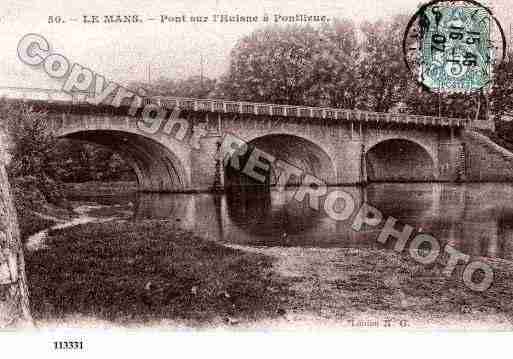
0,87,471,192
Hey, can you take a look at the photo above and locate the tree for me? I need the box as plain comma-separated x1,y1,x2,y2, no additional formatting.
0,101,67,205
2,102,56,179
355,15,483,119
129,75,217,99
356,15,411,112
215,20,360,107
490,53,513,116
404,84,485,119
0,128,32,327
51,140,135,183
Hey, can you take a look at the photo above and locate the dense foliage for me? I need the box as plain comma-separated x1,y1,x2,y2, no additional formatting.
129,75,217,99
0,100,134,238
52,140,134,183
0,101,133,192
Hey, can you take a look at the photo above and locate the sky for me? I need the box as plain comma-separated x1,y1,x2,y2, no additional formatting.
1,0,512,89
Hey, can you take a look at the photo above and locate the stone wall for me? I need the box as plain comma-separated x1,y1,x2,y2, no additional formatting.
464,130,513,182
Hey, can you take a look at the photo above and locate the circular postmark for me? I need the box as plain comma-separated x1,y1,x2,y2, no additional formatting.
403,0,506,94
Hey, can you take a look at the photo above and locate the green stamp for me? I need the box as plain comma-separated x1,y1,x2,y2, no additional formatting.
419,3,493,93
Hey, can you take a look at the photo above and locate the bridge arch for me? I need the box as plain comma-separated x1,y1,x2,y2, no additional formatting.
58,129,190,192
225,133,337,188
365,138,437,182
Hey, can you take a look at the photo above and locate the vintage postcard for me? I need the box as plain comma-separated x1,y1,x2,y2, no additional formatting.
0,0,513,356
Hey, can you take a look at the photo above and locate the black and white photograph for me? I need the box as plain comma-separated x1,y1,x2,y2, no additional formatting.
1,0,513,356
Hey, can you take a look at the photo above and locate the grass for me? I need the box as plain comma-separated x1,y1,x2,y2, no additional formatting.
17,209,56,240
25,220,292,326
236,244,513,329
23,216,513,329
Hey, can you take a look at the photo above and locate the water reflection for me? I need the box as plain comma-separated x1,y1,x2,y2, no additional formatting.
225,188,322,237
126,183,513,260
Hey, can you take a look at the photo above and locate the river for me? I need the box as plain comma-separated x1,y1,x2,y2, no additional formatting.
66,183,513,261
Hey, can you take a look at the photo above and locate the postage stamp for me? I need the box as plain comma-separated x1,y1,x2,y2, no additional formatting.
404,0,506,93
420,3,491,92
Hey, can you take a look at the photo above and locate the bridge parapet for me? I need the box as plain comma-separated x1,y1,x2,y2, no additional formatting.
0,86,470,128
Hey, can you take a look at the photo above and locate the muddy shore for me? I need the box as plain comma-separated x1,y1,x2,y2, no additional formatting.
22,204,513,330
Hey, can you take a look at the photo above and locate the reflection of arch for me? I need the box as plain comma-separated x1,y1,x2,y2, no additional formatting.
365,183,437,223
60,130,189,192
365,139,436,182
225,134,337,188
225,187,322,238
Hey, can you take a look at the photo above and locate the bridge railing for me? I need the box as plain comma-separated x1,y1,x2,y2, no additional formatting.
0,86,470,128
0,86,90,104
143,95,470,128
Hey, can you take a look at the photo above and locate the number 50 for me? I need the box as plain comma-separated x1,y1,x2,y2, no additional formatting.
48,16,62,23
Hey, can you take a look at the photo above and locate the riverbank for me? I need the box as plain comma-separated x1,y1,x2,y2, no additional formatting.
23,215,513,329
16,195,76,240
20,181,513,329
25,220,292,327
15,180,136,242
230,246,513,330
